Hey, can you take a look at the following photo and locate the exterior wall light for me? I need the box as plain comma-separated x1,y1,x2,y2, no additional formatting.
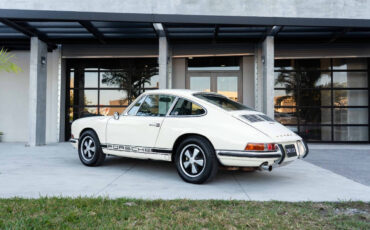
41,56,47,65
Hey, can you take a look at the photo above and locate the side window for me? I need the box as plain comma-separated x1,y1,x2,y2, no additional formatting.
170,98,205,116
127,96,146,115
137,94,176,116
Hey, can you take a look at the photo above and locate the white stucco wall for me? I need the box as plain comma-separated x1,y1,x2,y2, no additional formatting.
0,50,60,143
1,0,370,20
0,52,29,142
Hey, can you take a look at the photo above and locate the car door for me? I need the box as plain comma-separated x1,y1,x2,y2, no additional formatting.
105,94,176,151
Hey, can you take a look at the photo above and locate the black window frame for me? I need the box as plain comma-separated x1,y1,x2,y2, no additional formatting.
274,58,369,143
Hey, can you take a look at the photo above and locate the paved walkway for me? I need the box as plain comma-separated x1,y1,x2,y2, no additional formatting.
0,143,369,201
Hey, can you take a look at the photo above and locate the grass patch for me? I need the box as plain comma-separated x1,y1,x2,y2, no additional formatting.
0,198,369,229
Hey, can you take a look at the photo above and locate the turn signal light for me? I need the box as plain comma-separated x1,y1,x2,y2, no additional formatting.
245,143,265,151
245,143,277,151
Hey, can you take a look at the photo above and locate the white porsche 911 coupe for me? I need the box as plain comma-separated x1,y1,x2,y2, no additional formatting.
70,89,308,184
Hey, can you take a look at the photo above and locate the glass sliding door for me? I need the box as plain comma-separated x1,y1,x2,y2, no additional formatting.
187,56,242,102
188,72,241,102
189,75,211,92
217,76,239,101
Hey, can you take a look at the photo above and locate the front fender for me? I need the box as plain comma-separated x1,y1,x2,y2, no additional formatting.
71,116,110,143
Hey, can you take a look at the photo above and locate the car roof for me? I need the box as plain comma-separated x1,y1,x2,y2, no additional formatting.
143,89,205,97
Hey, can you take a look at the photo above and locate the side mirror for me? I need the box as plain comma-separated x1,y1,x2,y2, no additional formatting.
113,112,120,120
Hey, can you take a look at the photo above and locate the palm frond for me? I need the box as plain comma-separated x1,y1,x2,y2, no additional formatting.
0,48,22,73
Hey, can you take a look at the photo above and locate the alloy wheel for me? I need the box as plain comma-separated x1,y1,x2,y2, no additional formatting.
180,144,206,177
80,136,96,161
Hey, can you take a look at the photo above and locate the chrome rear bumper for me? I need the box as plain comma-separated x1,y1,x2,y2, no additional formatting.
216,139,308,168
217,151,282,158
216,149,283,168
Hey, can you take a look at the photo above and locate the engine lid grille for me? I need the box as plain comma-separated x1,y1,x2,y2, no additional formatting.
258,114,275,122
242,114,275,123
242,114,264,122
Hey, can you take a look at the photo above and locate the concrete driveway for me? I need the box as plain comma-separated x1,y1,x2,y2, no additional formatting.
0,142,369,201
305,144,370,186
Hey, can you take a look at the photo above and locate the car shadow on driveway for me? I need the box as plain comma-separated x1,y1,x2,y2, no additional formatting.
102,155,260,182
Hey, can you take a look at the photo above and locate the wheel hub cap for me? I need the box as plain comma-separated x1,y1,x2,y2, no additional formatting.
81,137,96,160
180,144,206,177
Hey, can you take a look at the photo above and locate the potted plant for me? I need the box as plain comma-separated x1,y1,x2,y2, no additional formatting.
0,132,3,142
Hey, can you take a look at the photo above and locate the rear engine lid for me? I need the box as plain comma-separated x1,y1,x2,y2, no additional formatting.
231,110,299,142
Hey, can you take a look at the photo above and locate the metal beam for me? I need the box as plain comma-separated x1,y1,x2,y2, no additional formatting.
0,18,55,48
328,28,352,43
79,20,106,44
153,23,166,37
213,25,219,39
260,26,282,42
1,9,370,28
267,25,283,36
0,18,35,37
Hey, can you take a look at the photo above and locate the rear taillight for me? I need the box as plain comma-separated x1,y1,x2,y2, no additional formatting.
71,134,74,139
245,143,277,152
267,143,276,151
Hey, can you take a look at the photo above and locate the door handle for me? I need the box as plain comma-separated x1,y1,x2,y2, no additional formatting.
149,122,161,127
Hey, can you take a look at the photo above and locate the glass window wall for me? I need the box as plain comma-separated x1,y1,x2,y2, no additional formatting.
274,58,369,142
65,58,158,140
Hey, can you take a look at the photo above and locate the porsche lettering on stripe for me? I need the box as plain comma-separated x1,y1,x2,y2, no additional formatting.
106,144,152,153
105,144,170,155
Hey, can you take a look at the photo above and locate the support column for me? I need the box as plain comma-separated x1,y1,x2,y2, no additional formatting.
262,36,275,118
254,45,263,112
254,36,275,117
28,37,47,146
158,37,172,89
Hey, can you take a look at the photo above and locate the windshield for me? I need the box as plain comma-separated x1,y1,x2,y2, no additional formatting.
193,93,253,111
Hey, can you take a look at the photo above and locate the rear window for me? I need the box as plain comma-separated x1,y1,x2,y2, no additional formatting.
170,98,205,116
194,93,252,111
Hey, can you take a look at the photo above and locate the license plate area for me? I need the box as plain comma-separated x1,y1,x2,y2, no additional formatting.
284,144,297,157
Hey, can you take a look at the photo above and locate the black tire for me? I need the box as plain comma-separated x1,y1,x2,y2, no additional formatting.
78,130,106,166
175,136,218,184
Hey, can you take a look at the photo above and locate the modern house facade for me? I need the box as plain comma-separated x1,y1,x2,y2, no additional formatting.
0,0,369,145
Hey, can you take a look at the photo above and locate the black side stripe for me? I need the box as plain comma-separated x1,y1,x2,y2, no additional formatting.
152,148,172,154
101,143,172,154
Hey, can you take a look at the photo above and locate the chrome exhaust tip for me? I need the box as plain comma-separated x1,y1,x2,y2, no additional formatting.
260,162,273,171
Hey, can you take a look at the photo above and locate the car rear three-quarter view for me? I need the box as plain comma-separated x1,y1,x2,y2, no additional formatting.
70,89,309,184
